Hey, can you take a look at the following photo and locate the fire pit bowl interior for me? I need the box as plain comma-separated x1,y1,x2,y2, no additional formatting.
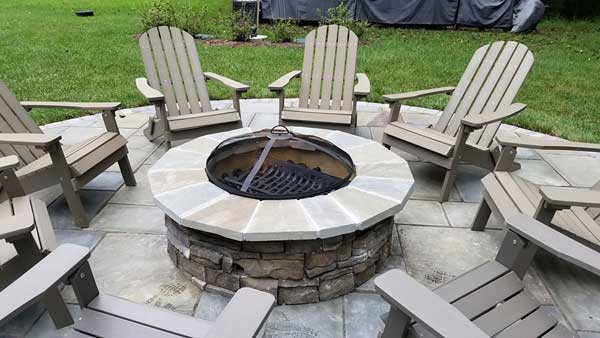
205,126,355,200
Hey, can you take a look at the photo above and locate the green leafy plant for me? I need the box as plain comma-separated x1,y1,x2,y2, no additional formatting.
140,0,210,36
318,2,371,39
176,4,208,36
271,19,298,42
231,10,256,41
140,0,177,30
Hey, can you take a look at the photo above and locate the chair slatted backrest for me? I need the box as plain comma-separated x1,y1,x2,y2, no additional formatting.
433,41,534,148
299,25,358,112
139,26,213,117
0,80,46,167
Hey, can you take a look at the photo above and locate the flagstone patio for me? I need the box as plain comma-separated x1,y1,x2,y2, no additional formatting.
1,99,600,338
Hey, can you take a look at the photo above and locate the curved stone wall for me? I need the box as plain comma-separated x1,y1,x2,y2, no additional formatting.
166,216,394,304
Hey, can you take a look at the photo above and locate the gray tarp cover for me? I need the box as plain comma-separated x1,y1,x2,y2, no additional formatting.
261,0,514,28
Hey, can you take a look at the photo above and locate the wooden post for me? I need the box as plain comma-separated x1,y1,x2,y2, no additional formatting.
46,143,89,227
40,287,74,329
380,308,411,338
471,200,492,231
69,262,100,308
495,230,538,279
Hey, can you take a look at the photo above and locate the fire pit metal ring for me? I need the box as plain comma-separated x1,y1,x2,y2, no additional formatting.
205,125,356,200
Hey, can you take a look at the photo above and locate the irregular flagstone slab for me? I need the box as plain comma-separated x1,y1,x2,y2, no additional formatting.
110,165,155,206
535,251,600,331
344,292,390,338
86,233,200,315
400,225,503,288
540,153,600,187
514,159,569,186
262,298,344,338
150,127,414,241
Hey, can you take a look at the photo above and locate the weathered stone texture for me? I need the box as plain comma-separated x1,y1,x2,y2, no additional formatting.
167,216,394,304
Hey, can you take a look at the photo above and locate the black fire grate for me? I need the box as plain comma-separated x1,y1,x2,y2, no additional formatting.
222,160,344,197
206,125,355,200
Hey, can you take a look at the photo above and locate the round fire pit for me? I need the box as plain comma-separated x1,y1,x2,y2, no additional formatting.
149,127,414,304
206,125,355,200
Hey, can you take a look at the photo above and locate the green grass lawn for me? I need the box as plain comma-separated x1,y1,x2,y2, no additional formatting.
1,0,599,142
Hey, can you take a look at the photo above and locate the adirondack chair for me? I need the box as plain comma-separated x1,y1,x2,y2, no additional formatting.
471,133,600,252
375,214,600,338
268,25,371,130
0,244,275,338
137,26,249,147
382,41,534,202
0,80,136,228
0,156,56,291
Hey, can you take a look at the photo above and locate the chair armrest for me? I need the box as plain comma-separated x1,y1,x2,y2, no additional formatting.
354,73,370,97
0,133,61,147
135,78,165,102
0,155,20,172
268,70,302,91
383,86,455,103
21,101,121,111
539,186,600,209
204,72,249,92
205,287,275,338
507,215,600,277
496,134,600,153
461,103,527,129
375,269,489,338
0,196,36,240
0,244,90,326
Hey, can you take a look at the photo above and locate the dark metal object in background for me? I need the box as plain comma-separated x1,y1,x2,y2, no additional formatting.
206,126,355,200
75,10,94,17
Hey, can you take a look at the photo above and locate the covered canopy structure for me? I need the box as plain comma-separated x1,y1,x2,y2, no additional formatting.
260,0,515,28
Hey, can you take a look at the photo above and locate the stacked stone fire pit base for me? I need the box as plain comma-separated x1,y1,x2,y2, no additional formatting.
166,216,393,304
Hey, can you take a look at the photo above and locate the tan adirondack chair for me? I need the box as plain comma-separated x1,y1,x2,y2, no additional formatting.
0,155,56,291
269,24,370,130
376,214,600,338
137,26,249,147
382,41,534,202
472,133,600,252
0,80,136,227
0,244,275,337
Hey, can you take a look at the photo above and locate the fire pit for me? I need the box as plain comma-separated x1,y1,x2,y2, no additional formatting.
205,125,354,200
149,127,414,304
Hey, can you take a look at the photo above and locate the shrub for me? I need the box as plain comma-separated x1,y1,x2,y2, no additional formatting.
140,0,209,36
231,10,256,41
176,4,208,36
271,19,298,42
140,0,177,30
318,2,371,39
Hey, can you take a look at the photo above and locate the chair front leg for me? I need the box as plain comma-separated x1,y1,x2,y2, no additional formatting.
232,91,243,115
101,109,120,134
143,102,166,142
388,102,403,124
275,90,285,122
380,307,411,338
440,125,471,202
46,143,88,227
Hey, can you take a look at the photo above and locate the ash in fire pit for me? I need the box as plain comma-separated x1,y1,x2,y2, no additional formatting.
206,126,355,200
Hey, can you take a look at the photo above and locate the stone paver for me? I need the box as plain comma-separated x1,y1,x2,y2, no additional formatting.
2,99,599,338
83,233,200,315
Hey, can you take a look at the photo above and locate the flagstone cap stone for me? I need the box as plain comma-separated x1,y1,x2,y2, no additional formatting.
149,127,414,241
